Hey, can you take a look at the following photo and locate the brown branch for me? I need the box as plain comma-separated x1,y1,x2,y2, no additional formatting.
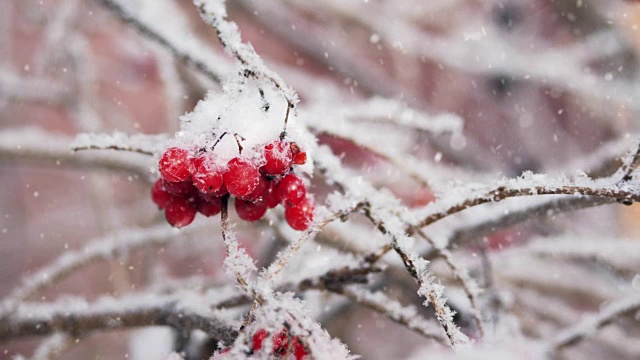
0,300,237,344
549,293,640,352
413,185,640,230
98,0,222,84
72,145,154,156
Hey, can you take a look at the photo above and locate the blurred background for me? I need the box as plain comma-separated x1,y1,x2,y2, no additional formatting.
2,0,640,359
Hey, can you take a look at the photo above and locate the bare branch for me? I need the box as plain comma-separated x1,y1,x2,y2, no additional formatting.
549,293,640,352
0,294,237,344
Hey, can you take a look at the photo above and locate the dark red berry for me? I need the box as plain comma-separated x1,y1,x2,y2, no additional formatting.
285,197,314,231
252,329,268,351
241,174,269,202
277,174,307,206
261,140,293,175
162,179,196,196
192,156,224,194
263,180,280,208
292,337,309,360
210,183,228,197
165,197,197,228
198,196,222,217
235,199,267,222
151,179,172,209
224,158,260,198
158,147,191,182
290,142,301,156
293,152,307,165
273,330,289,354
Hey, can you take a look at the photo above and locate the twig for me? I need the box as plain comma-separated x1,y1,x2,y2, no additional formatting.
0,128,153,181
72,145,154,156
0,223,202,316
194,0,298,108
0,296,237,344
29,333,75,360
98,0,223,84
414,229,485,337
413,185,640,230
549,293,640,352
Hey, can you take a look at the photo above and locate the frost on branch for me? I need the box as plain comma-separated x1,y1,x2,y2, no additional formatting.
6,0,640,359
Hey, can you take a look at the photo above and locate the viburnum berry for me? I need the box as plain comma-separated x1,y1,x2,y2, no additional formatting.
252,329,289,354
277,174,307,206
285,196,314,231
290,142,307,165
158,147,191,182
272,330,289,355
192,155,224,194
151,179,172,209
162,179,196,197
224,157,260,198
241,174,269,202
252,329,269,352
293,151,307,165
262,179,280,208
164,196,197,228
198,196,222,217
235,199,267,222
291,337,309,360
261,140,293,175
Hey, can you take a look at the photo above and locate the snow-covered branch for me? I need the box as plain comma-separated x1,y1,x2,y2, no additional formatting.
549,293,640,352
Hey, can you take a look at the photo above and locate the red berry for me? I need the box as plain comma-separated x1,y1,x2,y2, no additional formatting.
198,196,222,217
261,140,293,175
241,174,269,202
151,179,172,209
273,330,289,354
277,174,307,206
285,197,314,231
235,199,267,222
224,158,260,198
263,179,280,208
165,197,197,228
292,337,309,360
210,183,228,197
192,156,224,194
158,147,191,182
293,152,307,165
162,179,196,196
290,142,301,156
252,329,269,351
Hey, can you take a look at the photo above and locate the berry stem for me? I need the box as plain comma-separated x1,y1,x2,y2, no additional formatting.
211,131,228,151
233,133,245,154
280,103,293,140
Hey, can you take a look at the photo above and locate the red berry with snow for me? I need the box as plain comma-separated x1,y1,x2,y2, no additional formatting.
292,337,309,360
285,196,314,231
235,199,267,222
192,156,224,194
272,330,289,354
164,197,197,228
162,179,196,197
241,174,269,202
151,179,172,209
224,157,260,198
290,142,307,165
263,179,280,208
198,196,222,217
252,329,269,351
277,174,307,206
293,152,307,165
261,140,293,175
158,147,191,182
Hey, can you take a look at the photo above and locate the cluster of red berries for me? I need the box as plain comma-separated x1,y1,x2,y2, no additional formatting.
219,328,308,358
151,140,314,230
